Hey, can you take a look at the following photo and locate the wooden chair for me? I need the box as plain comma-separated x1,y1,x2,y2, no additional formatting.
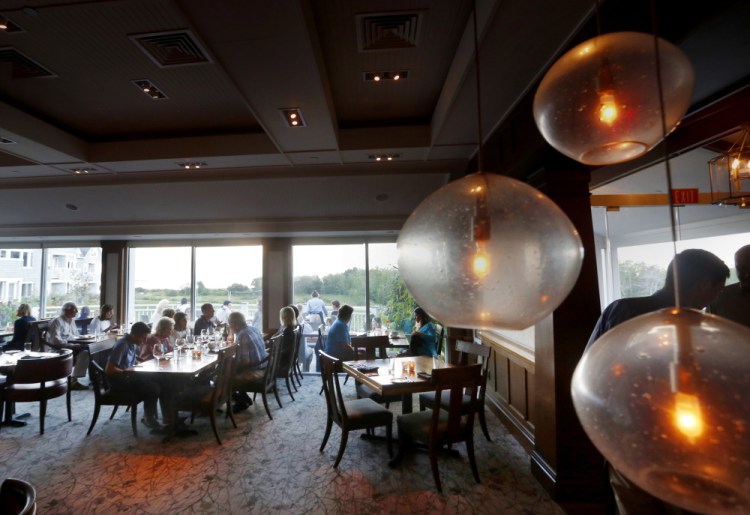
319,351,393,468
352,336,401,408
291,326,304,387
391,363,483,493
175,344,238,445
0,478,37,515
1,349,73,435
75,317,93,335
25,320,50,352
86,361,143,437
315,327,327,394
275,328,298,401
233,334,283,420
436,325,445,357
418,340,493,441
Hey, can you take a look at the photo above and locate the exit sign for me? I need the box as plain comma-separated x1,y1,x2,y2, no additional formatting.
671,188,700,204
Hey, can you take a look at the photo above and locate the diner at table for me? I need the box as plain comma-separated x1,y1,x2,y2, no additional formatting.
139,317,175,362
229,311,267,412
6,303,36,352
46,302,90,390
88,303,119,335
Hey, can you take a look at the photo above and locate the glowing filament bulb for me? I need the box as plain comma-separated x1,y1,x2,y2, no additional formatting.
598,90,618,125
472,242,490,279
674,391,704,441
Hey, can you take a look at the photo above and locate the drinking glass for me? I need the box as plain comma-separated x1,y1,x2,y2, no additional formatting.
200,329,208,343
152,342,164,367
175,337,185,359
186,333,194,349
24,341,32,355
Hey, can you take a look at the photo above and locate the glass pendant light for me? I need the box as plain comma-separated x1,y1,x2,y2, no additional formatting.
572,308,750,512
397,172,583,330
533,32,694,166
396,2,584,331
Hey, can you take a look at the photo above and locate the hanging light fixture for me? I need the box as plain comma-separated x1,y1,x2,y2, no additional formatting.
533,31,694,166
571,5,750,512
396,2,584,331
709,126,750,208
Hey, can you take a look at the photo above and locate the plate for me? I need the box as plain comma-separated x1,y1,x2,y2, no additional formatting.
391,378,413,383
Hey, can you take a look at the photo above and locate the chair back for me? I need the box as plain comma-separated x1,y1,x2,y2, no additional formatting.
351,335,389,360
211,344,238,409
436,325,445,356
276,328,296,376
11,349,73,385
314,326,327,372
292,325,303,369
26,320,50,352
0,478,37,515
430,364,482,442
319,351,347,426
455,339,491,366
263,334,283,392
75,317,93,335
88,360,109,401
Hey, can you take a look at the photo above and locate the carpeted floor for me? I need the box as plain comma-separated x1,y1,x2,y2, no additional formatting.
0,374,564,514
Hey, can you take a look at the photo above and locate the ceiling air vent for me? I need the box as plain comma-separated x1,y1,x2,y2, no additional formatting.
0,47,55,78
357,12,422,51
130,30,212,68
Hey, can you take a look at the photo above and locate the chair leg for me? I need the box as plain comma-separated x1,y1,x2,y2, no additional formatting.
39,399,47,435
385,423,393,457
226,400,237,428
428,442,442,493
273,384,283,409
261,391,273,420
109,405,119,420
478,405,491,442
209,410,222,445
466,434,481,484
290,372,298,392
130,404,138,438
285,376,296,400
333,429,349,468
87,403,101,436
66,389,72,421
320,416,333,452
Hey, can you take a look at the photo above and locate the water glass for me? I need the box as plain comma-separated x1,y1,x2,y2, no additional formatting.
24,341,32,354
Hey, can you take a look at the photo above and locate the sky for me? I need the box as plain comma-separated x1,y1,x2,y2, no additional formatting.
132,243,400,290
617,232,747,271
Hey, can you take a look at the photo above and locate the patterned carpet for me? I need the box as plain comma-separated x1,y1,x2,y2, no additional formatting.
0,374,564,514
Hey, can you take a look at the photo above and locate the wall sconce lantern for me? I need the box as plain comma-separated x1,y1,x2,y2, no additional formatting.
709,127,750,208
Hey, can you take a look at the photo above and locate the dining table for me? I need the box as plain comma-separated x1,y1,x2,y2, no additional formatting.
342,355,453,414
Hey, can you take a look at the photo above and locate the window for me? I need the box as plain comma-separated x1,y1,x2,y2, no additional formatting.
44,247,102,319
368,243,416,333
195,245,263,326
128,247,191,326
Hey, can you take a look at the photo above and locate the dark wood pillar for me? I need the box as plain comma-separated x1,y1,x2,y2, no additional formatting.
263,238,293,334
530,162,608,507
100,240,127,325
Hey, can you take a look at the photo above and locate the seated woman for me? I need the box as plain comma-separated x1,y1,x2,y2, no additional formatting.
323,304,355,360
139,316,174,362
89,304,119,335
170,312,188,347
408,307,438,357
7,303,36,351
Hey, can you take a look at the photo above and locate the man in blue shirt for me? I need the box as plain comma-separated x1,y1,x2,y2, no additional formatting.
306,290,328,326
230,312,268,412
324,304,354,360
105,321,163,429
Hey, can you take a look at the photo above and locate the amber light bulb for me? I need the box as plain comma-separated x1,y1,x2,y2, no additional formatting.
471,242,490,278
598,90,618,125
673,392,704,441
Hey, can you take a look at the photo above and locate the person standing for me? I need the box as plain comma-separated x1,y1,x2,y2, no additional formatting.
306,290,328,326
150,299,170,326
709,244,750,327
105,322,163,429
585,249,729,514
217,300,232,325
7,303,36,351
46,302,88,390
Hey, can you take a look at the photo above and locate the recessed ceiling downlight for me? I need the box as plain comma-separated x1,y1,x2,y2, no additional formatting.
65,204,78,211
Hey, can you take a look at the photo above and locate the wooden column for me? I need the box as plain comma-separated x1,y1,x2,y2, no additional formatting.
530,162,608,506
262,238,293,334
100,240,127,325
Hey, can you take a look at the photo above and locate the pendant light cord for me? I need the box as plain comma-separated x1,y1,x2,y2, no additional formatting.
650,0,681,308
472,0,485,173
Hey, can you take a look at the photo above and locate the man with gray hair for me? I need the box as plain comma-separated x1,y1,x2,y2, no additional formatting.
46,301,89,390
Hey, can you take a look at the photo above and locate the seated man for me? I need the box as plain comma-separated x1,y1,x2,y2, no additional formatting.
323,304,355,360
408,307,438,357
105,322,163,429
46,301,89,390
230,311,268,412
194,303,221,335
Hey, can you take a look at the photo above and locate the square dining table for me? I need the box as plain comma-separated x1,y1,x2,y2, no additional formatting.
342,355,452,413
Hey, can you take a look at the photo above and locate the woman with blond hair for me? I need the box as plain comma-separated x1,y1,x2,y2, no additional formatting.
8,303,36,351
140,316,175,362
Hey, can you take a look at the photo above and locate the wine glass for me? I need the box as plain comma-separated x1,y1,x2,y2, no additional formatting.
175,337,185,359
152,341,164,367
200,329,208,344
186,332,194,349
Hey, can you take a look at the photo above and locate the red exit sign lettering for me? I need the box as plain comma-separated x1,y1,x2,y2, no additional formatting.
671,188,699,204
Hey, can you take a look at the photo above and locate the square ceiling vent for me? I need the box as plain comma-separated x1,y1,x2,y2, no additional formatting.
131,30,212,67
356,12,422,52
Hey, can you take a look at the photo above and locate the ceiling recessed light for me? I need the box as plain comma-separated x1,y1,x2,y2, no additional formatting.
364,71,409,82
71,167,94,175
178,162,207,169
65,204,79,211
369,153,399,162
280,108,306,127
132,79,168,99
0,136,16,144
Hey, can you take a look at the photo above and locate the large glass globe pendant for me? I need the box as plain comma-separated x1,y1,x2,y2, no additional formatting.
397,172,583,330
572,308,750,513
533,32,695,166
